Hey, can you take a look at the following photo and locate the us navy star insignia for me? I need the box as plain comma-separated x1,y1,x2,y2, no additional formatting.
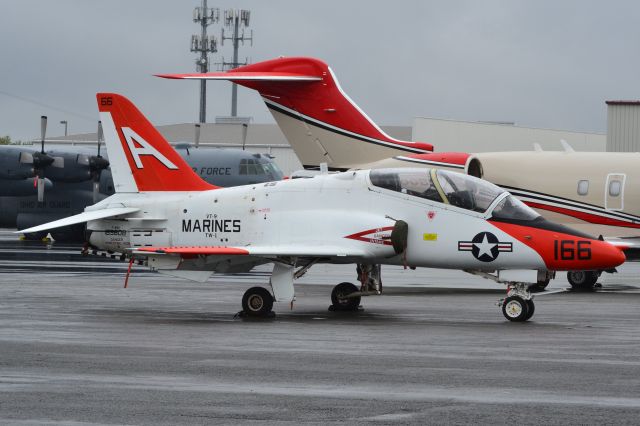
458,232,512,262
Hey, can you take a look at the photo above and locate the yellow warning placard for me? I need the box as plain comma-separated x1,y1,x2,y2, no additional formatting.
423,233,438,241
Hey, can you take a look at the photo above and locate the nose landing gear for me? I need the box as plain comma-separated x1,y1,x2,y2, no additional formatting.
500,283,535,322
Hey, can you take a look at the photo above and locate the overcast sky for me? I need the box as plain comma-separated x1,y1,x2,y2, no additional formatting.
1,0,640,141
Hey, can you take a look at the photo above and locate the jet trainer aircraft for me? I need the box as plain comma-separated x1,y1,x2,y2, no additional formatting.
19,93,625,322
157,56,640,290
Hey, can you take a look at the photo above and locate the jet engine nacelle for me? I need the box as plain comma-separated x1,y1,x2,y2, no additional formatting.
465,155,484,179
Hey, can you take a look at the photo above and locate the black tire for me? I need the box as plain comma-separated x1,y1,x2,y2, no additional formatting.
502,295,530,322
524,299,535,321
529,279,550,293
241,287,274,317
330,282,360,311
567,271,599,290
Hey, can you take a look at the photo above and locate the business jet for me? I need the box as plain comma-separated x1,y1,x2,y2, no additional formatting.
18,93,625,322
157,57,640,290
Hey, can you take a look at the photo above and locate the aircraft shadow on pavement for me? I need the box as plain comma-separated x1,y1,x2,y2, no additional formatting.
80,305,551,327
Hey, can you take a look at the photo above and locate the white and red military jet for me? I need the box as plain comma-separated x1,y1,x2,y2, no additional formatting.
19,93,626,321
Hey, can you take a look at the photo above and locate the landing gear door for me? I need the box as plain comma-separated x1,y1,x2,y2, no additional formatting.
605,173,626,211
130,229,172,248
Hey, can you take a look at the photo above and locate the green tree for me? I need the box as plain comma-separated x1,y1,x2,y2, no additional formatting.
0,135,11,145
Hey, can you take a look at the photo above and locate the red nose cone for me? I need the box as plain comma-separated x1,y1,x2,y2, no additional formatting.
488,220,626,271
550,239,626,271
592,242,626,270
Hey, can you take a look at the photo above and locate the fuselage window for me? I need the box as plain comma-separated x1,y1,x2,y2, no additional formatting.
577,180,589,196
609,180,622,197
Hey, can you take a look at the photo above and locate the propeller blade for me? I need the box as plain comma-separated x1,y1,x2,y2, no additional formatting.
40,116,47,153
241,123,248,151
93,180,100,203
195,123,201,148
37,177,45,202
97,121,104,157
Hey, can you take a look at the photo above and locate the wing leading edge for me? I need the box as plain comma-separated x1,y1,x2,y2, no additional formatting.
16,207,140,234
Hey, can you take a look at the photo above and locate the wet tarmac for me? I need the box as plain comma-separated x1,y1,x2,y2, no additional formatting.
1,229,640,425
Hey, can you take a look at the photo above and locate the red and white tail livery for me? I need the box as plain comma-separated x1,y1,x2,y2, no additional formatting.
157,57,444,170
97,93,216,192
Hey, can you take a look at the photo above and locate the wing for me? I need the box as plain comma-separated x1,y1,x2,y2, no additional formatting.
131,245,373,285
133,245,369,259
16,207,140,234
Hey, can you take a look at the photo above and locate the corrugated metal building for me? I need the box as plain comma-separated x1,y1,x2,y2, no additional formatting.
606,100,640,152
412,117,606,152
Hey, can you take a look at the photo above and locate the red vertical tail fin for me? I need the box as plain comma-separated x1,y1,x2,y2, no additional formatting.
156,57,433,170
97,93,216,192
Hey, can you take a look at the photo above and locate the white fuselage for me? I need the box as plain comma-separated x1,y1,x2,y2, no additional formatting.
87,171,547,272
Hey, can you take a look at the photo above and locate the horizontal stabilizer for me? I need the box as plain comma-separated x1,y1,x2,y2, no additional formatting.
17,207,139,234
155,72,322,82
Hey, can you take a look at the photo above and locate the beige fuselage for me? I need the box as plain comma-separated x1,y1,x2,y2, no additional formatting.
466,151,640,238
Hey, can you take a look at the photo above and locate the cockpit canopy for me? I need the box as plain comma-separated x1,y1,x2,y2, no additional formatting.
369,168,540,220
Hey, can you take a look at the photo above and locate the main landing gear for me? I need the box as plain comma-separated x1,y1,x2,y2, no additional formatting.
329,264,382,312
330,282,361,311
501,283,535,322
567,270,600,291
241,286,274,317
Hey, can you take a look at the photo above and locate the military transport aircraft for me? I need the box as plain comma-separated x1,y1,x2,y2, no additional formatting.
17,93,626,322
157,56,640,290
0,120,283,241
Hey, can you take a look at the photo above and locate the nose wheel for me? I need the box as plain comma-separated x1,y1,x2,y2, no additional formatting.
241,286,274,317
502,295,535,322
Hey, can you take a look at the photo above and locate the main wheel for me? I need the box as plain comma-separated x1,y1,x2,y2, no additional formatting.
330,282,360,311
241,287,274,317
567,271,599,290
502,295,530,322
524,299,535,321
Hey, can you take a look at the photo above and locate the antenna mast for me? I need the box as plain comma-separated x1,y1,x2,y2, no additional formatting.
191,0,219,124
220,9,253,117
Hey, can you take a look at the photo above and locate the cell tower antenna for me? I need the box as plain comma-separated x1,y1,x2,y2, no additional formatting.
191,0,219,123
220,9,253,117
